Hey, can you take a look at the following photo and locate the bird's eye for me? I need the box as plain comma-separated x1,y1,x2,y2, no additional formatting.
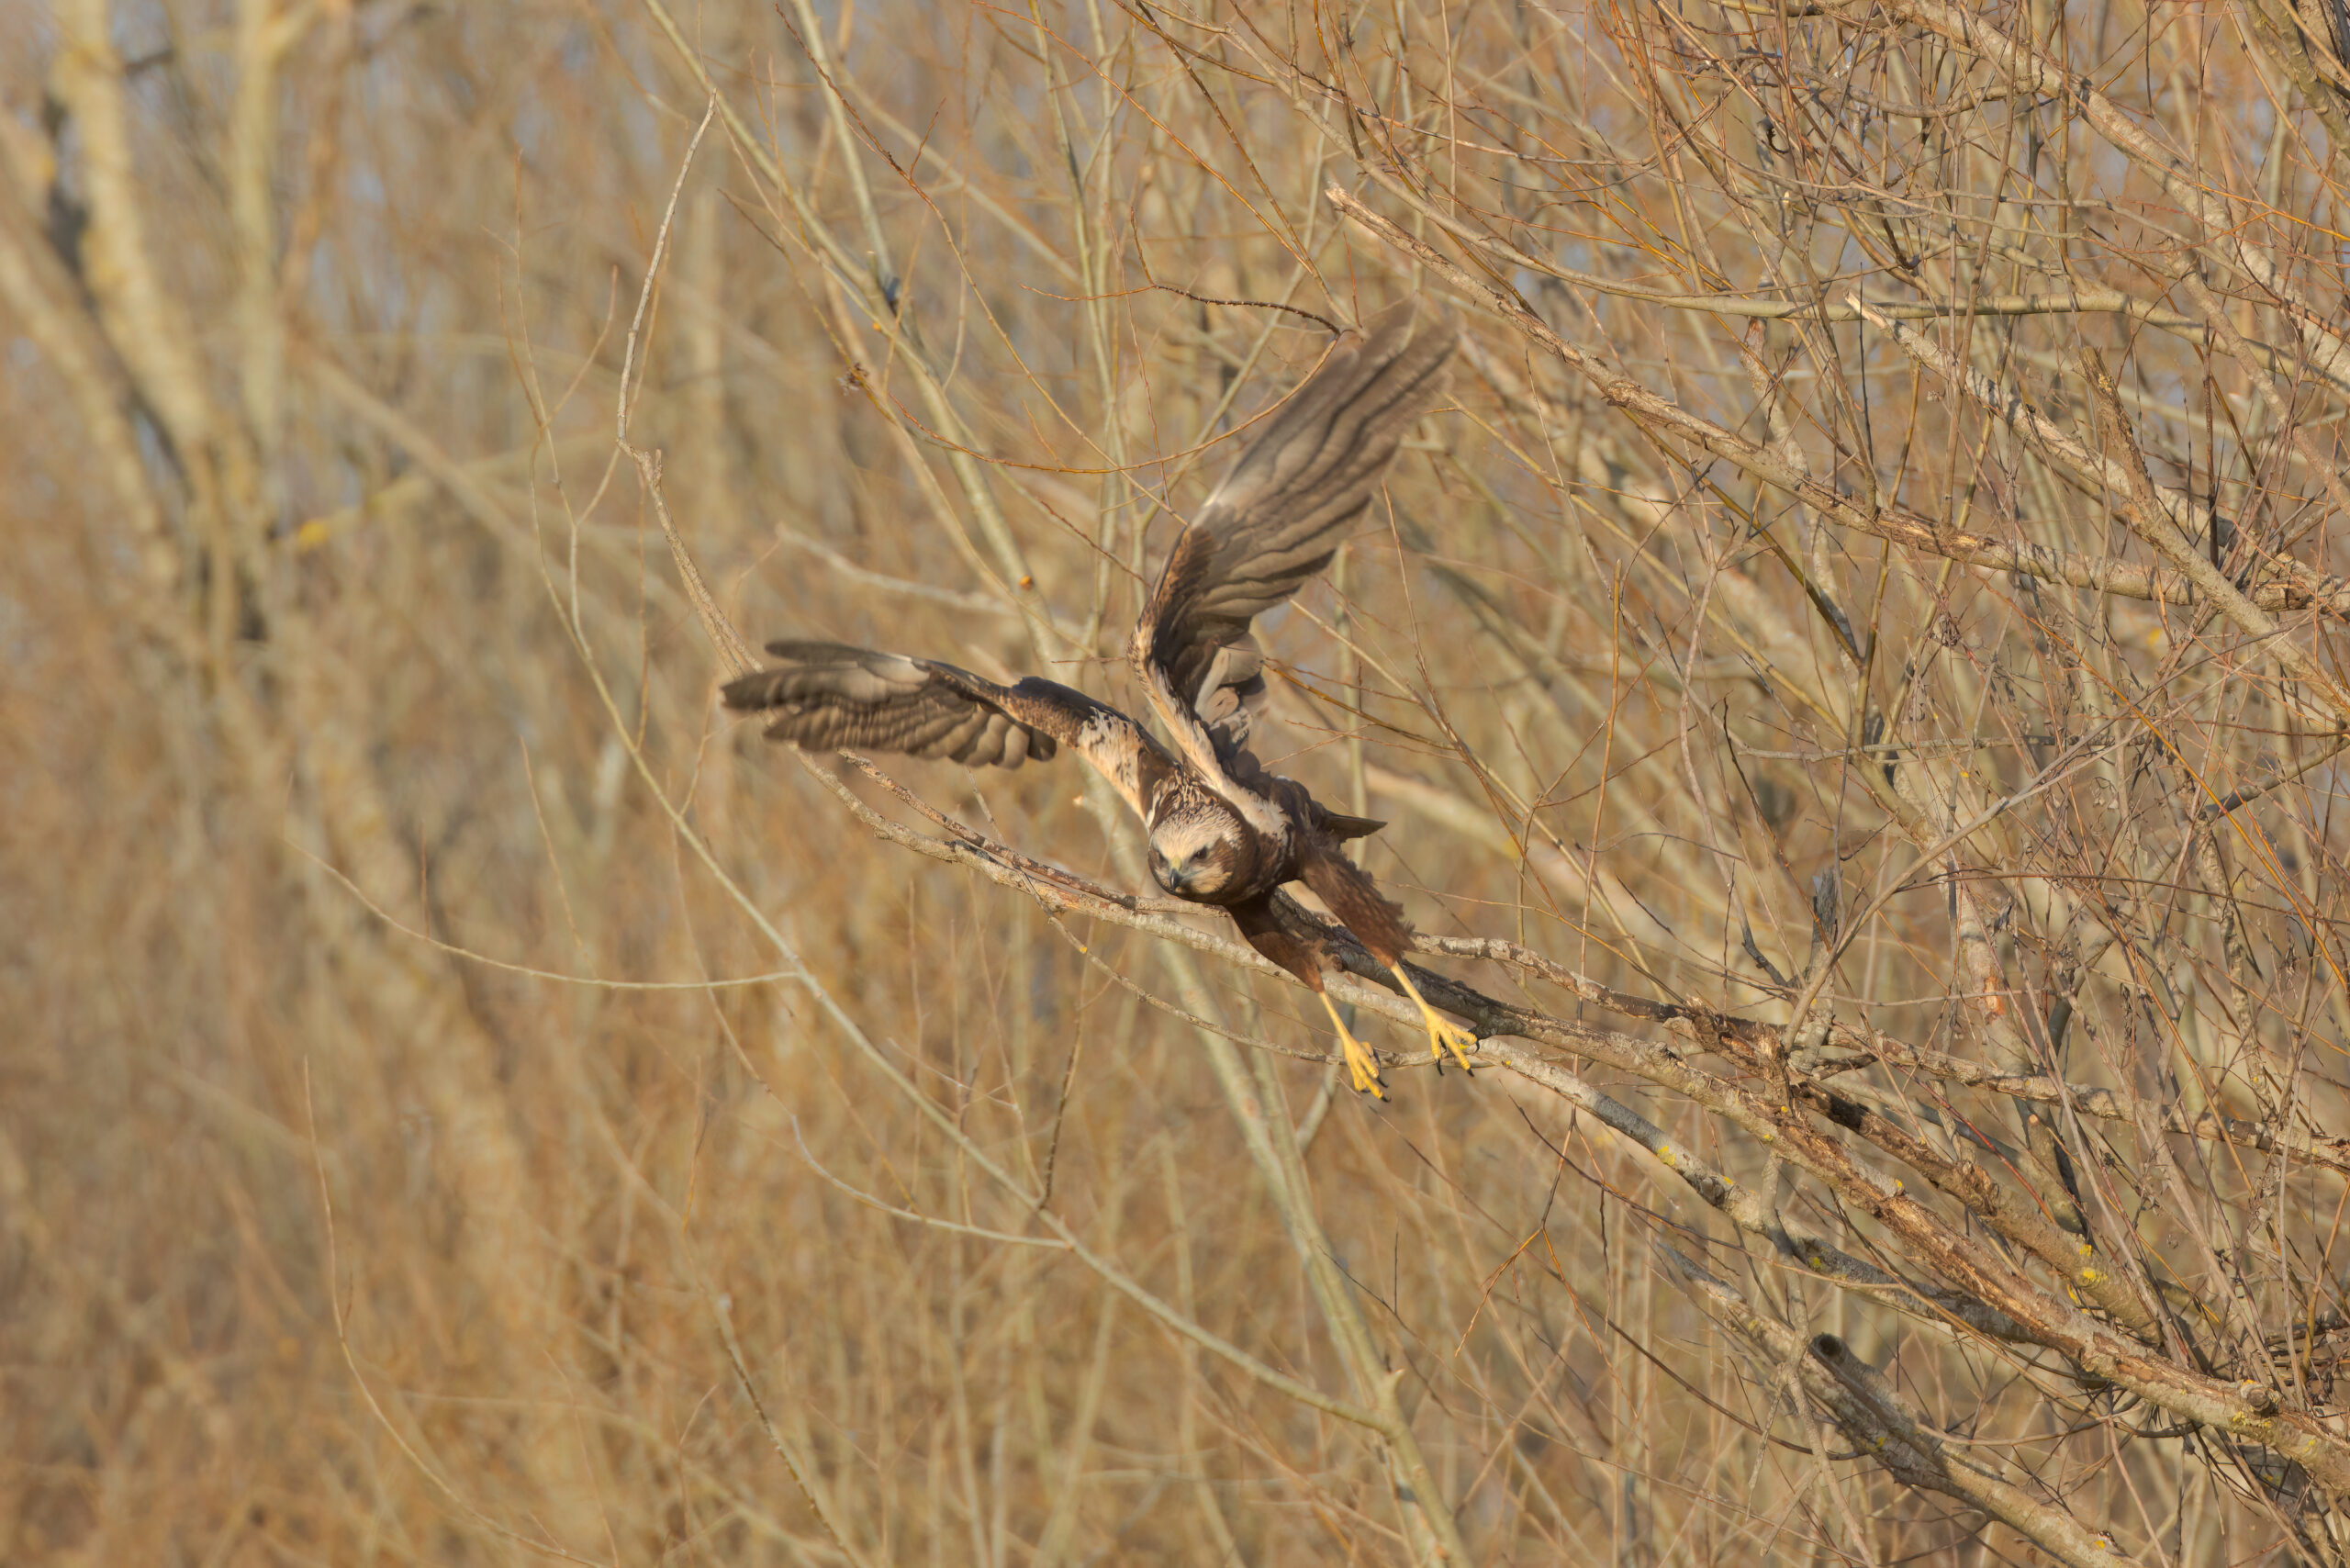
1188,848,1207,865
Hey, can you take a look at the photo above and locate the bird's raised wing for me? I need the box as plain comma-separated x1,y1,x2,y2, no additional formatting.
1130,299,1454,781
722,641,1171,816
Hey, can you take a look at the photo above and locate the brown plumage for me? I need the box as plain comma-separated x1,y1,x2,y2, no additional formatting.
721,644,1091,767
722,300,1471,1096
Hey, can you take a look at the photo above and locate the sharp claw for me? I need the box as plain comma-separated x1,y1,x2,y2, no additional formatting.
1389,964,1479,1074
1318,991,1387,1100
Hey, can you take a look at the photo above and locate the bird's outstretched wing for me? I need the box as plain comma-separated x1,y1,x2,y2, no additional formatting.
722,641,1171,816
1130,298,1455,782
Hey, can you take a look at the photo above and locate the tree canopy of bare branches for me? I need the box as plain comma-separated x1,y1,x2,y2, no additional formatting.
14,0,2350,1562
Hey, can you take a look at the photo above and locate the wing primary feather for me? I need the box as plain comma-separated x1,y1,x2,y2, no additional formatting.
722,644,1176,817
1130,298,1455,778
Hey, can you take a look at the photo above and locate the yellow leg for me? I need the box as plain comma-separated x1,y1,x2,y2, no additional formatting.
1316,991,1387,1099
1389,964,1478,1072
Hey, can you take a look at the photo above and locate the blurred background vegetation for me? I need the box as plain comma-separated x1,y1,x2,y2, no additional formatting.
11,0,2350,1562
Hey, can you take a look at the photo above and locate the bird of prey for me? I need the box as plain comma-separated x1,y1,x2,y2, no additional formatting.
722,300,1465,1098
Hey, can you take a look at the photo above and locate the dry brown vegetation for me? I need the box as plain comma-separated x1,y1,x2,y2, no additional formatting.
20,0,2350,1562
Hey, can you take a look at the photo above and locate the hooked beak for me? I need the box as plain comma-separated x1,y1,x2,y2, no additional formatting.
1156,857,1196,895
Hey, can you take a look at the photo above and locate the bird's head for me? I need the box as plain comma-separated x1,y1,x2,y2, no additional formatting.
1147,813,1241,900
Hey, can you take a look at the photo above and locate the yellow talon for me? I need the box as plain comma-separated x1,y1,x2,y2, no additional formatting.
1389,964,1478,1073
1317,991,1387,1099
